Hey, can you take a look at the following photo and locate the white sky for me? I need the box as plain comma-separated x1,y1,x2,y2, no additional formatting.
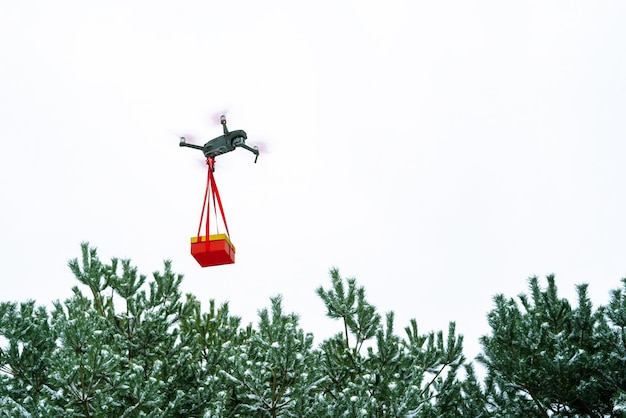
2,1,625,362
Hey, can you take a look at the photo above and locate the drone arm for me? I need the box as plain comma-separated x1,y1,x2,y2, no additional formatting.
179,138,204,151
221,115,229,134
238,143,259,163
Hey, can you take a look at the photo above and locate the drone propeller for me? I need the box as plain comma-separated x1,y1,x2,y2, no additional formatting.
211,110,229,126
253,141,268,154
178,133,199,144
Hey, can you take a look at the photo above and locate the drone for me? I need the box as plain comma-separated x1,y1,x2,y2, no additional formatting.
179,115,259,163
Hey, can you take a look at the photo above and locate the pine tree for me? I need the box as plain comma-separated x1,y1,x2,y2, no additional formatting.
0,244,488,417
218,295,325,417
0,243,244,416
479,275,624,417
0,300,58,416
315,268,486,417
599,278,626,414
177,295,244,415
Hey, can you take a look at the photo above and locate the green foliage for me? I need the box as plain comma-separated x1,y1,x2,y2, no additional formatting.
0,300,57,416
28,244,626,416
8,244,626,417
316,268,381,353
0,243,238,417
220,296,324,417
315,268,486,417
479,275,626,417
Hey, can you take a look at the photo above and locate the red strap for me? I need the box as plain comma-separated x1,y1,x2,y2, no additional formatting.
196,157,230,239
209,167,231,237
196,160,212,238
211,176,219,235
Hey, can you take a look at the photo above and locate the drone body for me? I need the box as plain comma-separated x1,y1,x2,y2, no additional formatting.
179,115,259,163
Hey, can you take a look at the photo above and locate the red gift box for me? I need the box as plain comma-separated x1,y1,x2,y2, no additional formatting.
190,234,236,267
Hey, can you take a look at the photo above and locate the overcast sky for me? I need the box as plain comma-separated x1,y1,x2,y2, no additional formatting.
2,1,625,361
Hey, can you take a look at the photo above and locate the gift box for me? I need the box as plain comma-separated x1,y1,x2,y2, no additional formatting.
190,233,236,267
